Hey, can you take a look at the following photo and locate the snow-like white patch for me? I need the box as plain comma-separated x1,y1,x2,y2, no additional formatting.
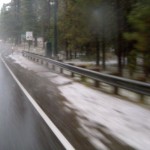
9,54,27,68
78,118,110,150
65,60,117,66
8,52,150,150
37,72,58,78
9,53,48,72
49,76,72,85
59,83,150,150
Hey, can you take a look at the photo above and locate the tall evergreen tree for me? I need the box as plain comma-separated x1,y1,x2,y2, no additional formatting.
125,0,150,77
0,0,21,44
21,0,38,46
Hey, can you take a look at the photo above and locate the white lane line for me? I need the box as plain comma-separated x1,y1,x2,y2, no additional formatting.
0,55,75,150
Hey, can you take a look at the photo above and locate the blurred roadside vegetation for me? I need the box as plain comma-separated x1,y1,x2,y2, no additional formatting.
0,0,149,81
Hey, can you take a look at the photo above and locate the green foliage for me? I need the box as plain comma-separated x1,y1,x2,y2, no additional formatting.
58,0,118,57
36,0,51,41
128,2,150,51
0,1,22,43
58,0,91,50
21,0,37,33
0,0,49,43
125,0,150,76
0,0,149,77
127,50,137,77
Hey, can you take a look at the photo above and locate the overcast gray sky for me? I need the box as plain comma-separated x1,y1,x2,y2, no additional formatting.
0,0,11,9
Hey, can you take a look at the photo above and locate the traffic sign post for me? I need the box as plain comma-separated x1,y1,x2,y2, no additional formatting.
26,31,33,51
26,32,33,41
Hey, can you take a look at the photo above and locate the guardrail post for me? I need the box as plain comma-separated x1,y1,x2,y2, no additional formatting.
94,80,100,88
52,64,55,70
140,94,145,103
46,62,49,67
81,75,86,82
71,72,74,78
22,51,150,100
114,86,119,95
60,68,63,74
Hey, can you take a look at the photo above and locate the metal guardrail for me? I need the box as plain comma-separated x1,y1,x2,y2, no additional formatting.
22,51,150,97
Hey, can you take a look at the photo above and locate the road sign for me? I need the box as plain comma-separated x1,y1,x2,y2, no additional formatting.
26,31,33,41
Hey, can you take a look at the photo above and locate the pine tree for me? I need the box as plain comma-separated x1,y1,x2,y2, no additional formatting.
21,0,38,46
125,0,150,77
0,0,22,44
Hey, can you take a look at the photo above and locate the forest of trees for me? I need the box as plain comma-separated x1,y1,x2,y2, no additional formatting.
0,0,149,79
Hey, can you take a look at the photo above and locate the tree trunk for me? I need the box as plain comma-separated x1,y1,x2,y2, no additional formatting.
69,50,72,59
96,37,100,66
74,50,77,59
34,36,38,47
143,52,150,78
116,0,123,76
85,43,90,57
117,39,123,76
65,41,69,60
102,34,106,70
66,50,69,60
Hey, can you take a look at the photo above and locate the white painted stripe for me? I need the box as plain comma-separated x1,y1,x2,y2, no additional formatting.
0,55,75,150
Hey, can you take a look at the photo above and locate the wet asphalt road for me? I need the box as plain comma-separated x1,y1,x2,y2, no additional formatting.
0,55,65,149
0,44,138,150
0,44,97,150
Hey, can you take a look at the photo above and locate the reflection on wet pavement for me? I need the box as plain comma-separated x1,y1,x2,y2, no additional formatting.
0,58,65,150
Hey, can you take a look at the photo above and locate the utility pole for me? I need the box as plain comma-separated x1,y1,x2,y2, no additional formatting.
13,0,21,45
50,0,58,57
53,0,58,57
116,0,123,76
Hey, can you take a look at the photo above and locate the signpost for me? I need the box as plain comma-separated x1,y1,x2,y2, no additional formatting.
26,31,33,51
26,31,33,41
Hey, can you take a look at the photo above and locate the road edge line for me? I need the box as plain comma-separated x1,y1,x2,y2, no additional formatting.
0,55,75,150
